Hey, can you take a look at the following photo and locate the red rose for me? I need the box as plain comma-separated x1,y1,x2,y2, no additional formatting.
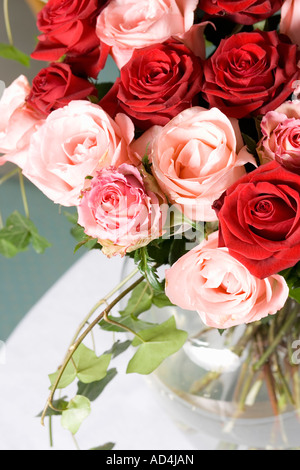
213,161,300,279
198,0,284,25
203,30,300,119
99,39,204,130
31,0,109,76
26,63,98,116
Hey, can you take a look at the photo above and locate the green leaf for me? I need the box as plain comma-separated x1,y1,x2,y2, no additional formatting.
67,218,100,253
49,344,111,389
94,82,114,100
77,368,117,402
104,340,132,358
64,210,78,225
134,246,164,292
90,442,115,450
119,282,173,322
37,398,69,417
242,133,258,157
0,238,21,258
168,238,189,266
49,360,77,390
126,316,188,375
289,288,300,304
61,395,91,435
0,211,51,257
74,346,111,384
152,292,174,308
0,43,30,67
74,237,98,253
120,282,153,317
31,231,52,254
99,314,154,333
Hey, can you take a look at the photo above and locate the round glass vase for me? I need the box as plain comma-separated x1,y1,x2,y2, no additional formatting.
121,259,300,450
147,299,300,450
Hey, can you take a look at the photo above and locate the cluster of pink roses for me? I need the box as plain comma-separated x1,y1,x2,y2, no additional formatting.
1,0,300,330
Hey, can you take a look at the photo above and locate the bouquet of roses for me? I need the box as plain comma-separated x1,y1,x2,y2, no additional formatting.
1,0,300,448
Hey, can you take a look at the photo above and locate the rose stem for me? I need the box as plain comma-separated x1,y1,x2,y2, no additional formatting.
40,274,145,425
189,324,259,395
275,352,295,406
264,362,279,415
0,168,19,186
3,0,13,46
253,309,299,372
189,371,221,395
18,170,30,219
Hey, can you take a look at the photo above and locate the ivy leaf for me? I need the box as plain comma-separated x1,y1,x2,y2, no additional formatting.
49,344,111,389
61,395,91,435
120,282,153,317
0,211,51,257
75,348,111,384
90,442,115,450
104,340,132,358
0,43,30,67
31,231,52,254
99,314,154,333
37,398,69,417
120,282,173,320
76,368,118,402
152,292,174,308
126,316,188,375
49,360,77,390
0,238,20,258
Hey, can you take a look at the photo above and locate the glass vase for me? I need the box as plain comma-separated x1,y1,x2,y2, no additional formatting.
121,258,300,450
147,299,300,450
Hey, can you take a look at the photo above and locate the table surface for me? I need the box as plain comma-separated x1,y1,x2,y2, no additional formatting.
0,249,201,451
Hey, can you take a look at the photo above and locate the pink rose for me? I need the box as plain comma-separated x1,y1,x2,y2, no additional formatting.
148,107,255,221
280,0,300,48
257,100,300,172
22,101,135,206
165,232,289,329
77,164,167,257
96,0,198,68
0,75,42,168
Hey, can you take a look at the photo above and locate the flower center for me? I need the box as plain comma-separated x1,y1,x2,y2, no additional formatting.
254,199,273,215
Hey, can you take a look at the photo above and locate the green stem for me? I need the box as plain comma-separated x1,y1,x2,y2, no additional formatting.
71,433,80,451
103,310,144,343
49,416,53,448
67,266,139,347
253,309,299,372
3,0,13,46
0,168,19,186
40,274,145,426
18,170,30,219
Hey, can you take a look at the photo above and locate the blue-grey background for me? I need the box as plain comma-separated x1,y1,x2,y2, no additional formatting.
0,1,119,340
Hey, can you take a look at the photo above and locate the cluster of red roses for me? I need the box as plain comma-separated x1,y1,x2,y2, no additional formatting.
27,0,297,126
2,0,300,328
